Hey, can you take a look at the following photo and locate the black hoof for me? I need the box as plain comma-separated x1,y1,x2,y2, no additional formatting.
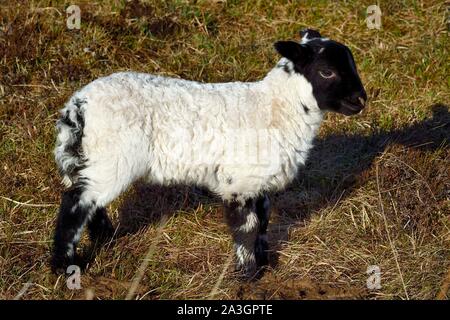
234,263,260,282
50,253,74,274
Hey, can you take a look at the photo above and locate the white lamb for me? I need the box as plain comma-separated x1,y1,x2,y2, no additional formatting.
51,29,367,278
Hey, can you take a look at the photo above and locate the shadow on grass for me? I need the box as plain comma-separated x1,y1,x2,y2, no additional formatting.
109,103,448,274
268,103,449,268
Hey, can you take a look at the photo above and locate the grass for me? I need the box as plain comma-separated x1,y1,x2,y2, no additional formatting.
0,0,449,300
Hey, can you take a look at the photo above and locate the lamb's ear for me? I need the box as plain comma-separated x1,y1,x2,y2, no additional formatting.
274,41,311,64
299,28,322,41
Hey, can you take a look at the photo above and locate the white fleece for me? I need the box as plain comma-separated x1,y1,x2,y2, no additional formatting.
55,58,324,207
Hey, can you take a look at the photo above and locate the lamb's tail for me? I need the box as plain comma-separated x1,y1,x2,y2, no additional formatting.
54,97,87,188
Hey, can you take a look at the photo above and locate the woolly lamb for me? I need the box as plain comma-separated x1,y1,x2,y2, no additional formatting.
51,29,367,278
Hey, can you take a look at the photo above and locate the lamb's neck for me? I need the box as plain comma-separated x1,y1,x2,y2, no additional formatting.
262,60,325,153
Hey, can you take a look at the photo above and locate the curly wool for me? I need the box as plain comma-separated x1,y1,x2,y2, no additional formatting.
55,59,324,207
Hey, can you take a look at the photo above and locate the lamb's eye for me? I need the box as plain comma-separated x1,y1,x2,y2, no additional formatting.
319,70,336,79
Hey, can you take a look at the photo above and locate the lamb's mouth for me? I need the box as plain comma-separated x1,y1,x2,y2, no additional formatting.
339,100,364,115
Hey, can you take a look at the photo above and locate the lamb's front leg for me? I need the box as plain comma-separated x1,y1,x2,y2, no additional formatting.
224,195,269,279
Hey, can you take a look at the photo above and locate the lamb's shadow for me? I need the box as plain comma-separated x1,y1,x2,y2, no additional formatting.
268,103,449,268
113,104,449,273
116,184,215,236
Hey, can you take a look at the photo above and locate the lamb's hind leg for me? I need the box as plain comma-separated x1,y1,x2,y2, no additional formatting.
224,197,261,279
52,177,119,273
51,182,96,273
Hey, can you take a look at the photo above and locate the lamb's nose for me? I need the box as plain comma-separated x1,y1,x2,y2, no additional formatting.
350,90,367,108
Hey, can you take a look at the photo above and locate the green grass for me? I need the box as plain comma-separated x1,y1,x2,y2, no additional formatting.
0,0,449,300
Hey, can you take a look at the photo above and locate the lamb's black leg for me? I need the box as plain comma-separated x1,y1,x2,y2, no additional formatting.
51,184,93,274
255,194,270,268
87,207,114,245
224,197,260,279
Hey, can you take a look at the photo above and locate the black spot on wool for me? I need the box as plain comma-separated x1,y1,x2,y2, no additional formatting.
58,98,87,175
302,103,310,114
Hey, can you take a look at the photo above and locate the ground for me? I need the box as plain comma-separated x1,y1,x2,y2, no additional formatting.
0,0,449,300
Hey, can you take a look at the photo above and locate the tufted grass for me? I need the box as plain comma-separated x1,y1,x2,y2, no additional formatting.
0,0,449,299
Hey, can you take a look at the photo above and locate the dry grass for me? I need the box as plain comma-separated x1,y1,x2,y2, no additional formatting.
0,0,449,300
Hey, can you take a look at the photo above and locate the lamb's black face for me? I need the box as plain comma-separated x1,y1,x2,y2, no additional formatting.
274,29,367,116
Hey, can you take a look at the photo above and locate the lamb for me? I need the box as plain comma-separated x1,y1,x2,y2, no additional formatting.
51,28,367,279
